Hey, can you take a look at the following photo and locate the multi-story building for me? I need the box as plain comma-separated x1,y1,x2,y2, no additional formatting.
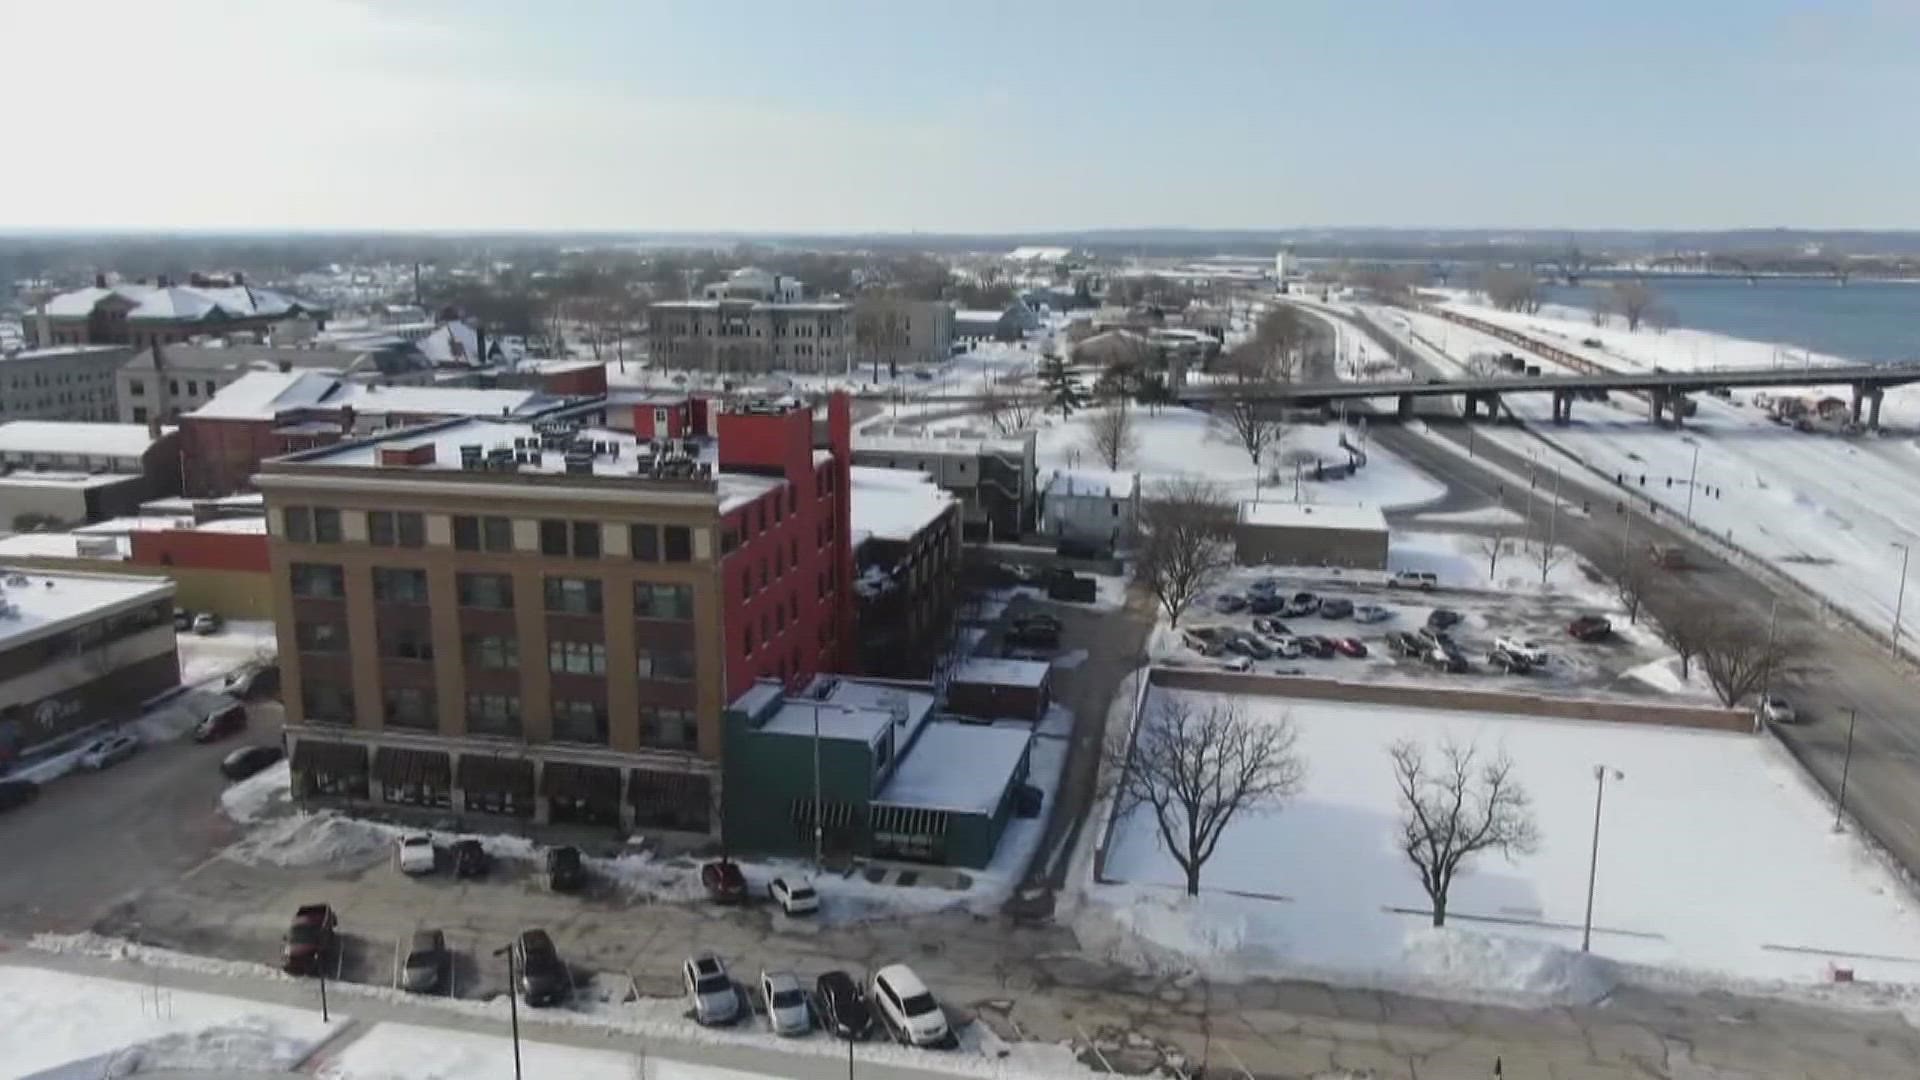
119,341,438,425
0,421,183,528
27,274,327,350
257,394,855,837
649,268,852,375
853,298,955,372
1038,468,1140,555
852,427,1038,541
0,568,179,766
0,345,131,423
850,467,960,679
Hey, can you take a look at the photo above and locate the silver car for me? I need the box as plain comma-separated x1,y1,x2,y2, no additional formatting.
79,732,140,770
684,952,739,1025
761,969,811,1036
401,929,446,993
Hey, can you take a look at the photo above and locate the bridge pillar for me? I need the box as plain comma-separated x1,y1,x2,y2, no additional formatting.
1397,393,1414,422
1484,392,1502,422
1552,390,1573,425
1462,393,1479,420
1649,391,1664,425
1851,382,1866,425
1870,387,1886,430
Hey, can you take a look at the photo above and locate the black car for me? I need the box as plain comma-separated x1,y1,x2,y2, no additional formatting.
220,745,283,781
1318,598,1355,620
452,838,490,878
0,779,40,813
401,928,448,993
1299,635,1337,659
1386,631,1425,657
546,846,585,893
814,970,874,1040
515,929,569,1006
1246,592,1284,615
173,608,194,631
1287,592,1321,616
1427,608,1464,630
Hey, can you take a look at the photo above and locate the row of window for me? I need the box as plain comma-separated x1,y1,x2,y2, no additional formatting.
285,506,703,564
302,683,698,749
292,563,694,620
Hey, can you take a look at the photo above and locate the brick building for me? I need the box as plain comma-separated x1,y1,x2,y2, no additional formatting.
28,274,327,350
849,466,960,679
255,393,855,837
0,345,132,423
648,268,852,375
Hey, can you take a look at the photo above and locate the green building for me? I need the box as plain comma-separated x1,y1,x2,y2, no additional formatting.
723,676,1033,869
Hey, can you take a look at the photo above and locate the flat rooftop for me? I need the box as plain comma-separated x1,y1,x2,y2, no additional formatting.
0,567,173,649
948,657,1051,689
851,466,955,544
742,676,937,747
1238,501,1388,533
0,421,171,458
879,722,1030,815
1046,468,1136,500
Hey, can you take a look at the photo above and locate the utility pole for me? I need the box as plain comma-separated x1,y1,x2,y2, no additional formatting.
1542,467,1562,585
1684,440,1701,523
1834,708,1859,833
1761,597,1779,699
1582,765,1624,952
1891,542,1911,658
494,943,523,1080
813,701,824,866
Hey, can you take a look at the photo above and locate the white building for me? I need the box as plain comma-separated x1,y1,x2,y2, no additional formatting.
1039,469,1139,554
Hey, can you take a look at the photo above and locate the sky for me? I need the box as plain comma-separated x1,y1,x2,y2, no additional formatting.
3,0,1917,234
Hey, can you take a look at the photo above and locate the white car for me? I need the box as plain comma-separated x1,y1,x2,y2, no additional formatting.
1220,654,1251,673
872,964,949,1047
79,732,140,770
1756,695,1797,724
684,952,740,1025
1388,570,1438,591
768,876,820,916
1494,637,1548,666
396,834,436,875
1269,635,1304,660
760,970,812,1036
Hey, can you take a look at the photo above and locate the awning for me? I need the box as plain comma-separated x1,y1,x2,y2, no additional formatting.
543,761,620,804
789,798,859,828
291,739,368,776
457,754,534,798
628,768,710,810
373,745,451,788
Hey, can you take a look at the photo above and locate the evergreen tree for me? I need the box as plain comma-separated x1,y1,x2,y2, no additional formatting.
1039,354,1088,417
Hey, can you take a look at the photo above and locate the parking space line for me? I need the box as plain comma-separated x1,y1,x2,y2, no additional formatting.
390,935,401,990
178,850,229,882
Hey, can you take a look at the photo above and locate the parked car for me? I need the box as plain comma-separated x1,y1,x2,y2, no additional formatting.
283,904,337,975
516,929,570,1006
173,608,195,632
1181,628,1222,655
1353,604,1393,624
1300,635,1337,659
1219,654,1252,673
401,929,448,993
1488,647,1535,675
194,702,248,743
768,876,820,916
1012,612,1062,636
1567,614,1614,642
192,612,224,635
814,970,873,1040
1318,598,1355,620
1386,631,1425,657
1247,592,1284,615
1332,637,1368,658
1226,633,1272,661
452,838,490,878
701,859,748,903
1246,577,1282,599
0,779,40,814
1416,625,1453,649
223,662,280,700
1286,592,1320,616
1389,570,1439,591
1250,617,1291,639
546,846,586,893
1269,634,1304,660
397,834,436,875
1212,593,1247,614
684,952,740,1025
1425,646,1471,674
1426,608,1464,630
1494,637,1549,666
761,970,813,1036
79,732,140,771
1756,694,1797,724
220,744,282,780
872,964,950,1047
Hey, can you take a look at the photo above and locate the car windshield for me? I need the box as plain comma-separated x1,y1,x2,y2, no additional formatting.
789,886,816,900
901,991,938,1017
771,988,806,1008
288,924,326,945
695,974,730,994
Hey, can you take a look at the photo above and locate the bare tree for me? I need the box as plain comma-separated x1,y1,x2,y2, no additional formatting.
1477,533,1510,580
1085,402,1137,471
1390,739,1540,927
1213,376,1287,469
1610,280,1658,332
1608,550,1650,625
1648,597,1712,681
1134,477,1235,628
1481,268,1543,314
1107,697,1306,896
1528,537,1566,584
1698,622,1804,708
1646,305,1678,335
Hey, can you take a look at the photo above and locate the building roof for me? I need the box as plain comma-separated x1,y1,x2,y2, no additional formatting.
124,342,416,378
0,421,172,459
0,531,129,560
749,677,938,747
0,470,139,491
878,722,1030,815
0,567,173,650
948,657,1051,689
954,309,1011,323
42,282,323,323
850,466,955,544
189,370,549,421
0,344,127,365
854,430,1032,459
1237,501,1389,533
1045,469,1136,500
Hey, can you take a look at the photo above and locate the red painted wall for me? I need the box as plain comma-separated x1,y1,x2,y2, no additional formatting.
541,363,608,397
632,398,693,440
130,526,270,573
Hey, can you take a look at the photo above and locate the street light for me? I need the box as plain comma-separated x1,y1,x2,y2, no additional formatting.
1834,707,1859,833
492,943,524,1080
1683,439,1701,523
1581,765,1624,953
1892,542,1911,658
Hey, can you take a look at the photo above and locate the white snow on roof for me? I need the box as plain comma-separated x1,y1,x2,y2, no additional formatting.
1237,501,1387,533
41,282,319,323
855,431,1030,458
755,677,937,745
954,309,1010,322
74,515,196,535
416,321,481,366
0,531,128,559
879,722,1030,815
949,657,1050,689
189,370,347,419
0,421,171,458
850,465,955,543
0,568,173,648
41,286,117,317
1046,469,1136,500
192,516,269,534
190,370,545,421
0,470,135,490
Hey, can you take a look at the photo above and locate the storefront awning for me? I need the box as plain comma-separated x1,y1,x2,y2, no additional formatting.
628,767,709,810
543,761,620,804
374,745,451,788
292,739,368,776
457,754,534,798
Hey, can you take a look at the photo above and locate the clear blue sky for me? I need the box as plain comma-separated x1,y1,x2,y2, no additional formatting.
6,0,1915,232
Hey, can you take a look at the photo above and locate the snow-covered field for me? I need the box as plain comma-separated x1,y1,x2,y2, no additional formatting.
1082,688,1920,1002
177,619,278,686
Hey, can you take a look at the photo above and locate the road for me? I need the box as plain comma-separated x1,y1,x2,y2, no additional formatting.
1307,302,1920,878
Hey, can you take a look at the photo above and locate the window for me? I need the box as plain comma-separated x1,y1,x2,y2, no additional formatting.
641,706,699,750
772,496,783,524
313,508,342,543
283,506,313,543
451,516,513,552
571,521,601,558
759,560,769,590
465,693,521,737
634,583,693,620
775,603,785,632
663,525,691,562
752,504,763,535
294,619,345,653
452,516,480,551
456,572,514,610
132,406,148,423
129,379,145,397
187,380,200,396
381,624,434,661
369,510,424,548
539,519,568,556
743,625,755,654
741,567,752,596
631,524,659,562
372,567,429,604
168,379,180,396
290,562,344,599
637,648,695,681
544,576,602,614
465,634,518,670
301,681,354,723
548,639,607,676
791,537,799,565
551,698,608,745
383,686,436,729
774,547,784,577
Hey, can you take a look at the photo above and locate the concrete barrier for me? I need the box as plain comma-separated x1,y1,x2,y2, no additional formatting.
1147,667,1753,733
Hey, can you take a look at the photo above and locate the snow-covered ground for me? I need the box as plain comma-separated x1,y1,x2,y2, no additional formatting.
315,1021,757,1080
176,619,278,686
1080,688,1920,1003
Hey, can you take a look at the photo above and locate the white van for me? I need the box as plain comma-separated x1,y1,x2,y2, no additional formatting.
871,964,948,1047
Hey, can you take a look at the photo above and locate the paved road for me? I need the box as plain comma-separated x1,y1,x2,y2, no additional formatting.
1311,302,1920,878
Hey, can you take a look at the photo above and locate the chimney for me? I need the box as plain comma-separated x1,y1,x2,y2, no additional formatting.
94,273,106,288
146,412,162,440
233,271,245,286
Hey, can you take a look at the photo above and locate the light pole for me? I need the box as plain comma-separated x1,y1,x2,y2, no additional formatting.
1891,542,1911,658
1541,467,1562,586
1683,439,1700,523
1834,708,1859,833
1582,765,1624,953
493,943,523,1080
812,701,824,867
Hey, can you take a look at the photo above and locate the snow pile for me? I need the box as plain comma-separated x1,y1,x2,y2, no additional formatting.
315,1022,657,1080
224,810,395,869
1403,927,1619,1004
175,619,278,687
218,760,292,824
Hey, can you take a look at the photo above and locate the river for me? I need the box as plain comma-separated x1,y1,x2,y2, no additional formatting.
1538,275,1920,364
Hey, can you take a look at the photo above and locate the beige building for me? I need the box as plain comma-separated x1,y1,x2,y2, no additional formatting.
853,298,955,370
1233,501,1389,569
118,342,437,425
649,267,851,374
0,345,131,423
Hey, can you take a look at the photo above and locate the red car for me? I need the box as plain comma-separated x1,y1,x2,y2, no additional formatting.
700,860,748,904
1567,614,1613,642
1332,637,1368,658
283,903,338,975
